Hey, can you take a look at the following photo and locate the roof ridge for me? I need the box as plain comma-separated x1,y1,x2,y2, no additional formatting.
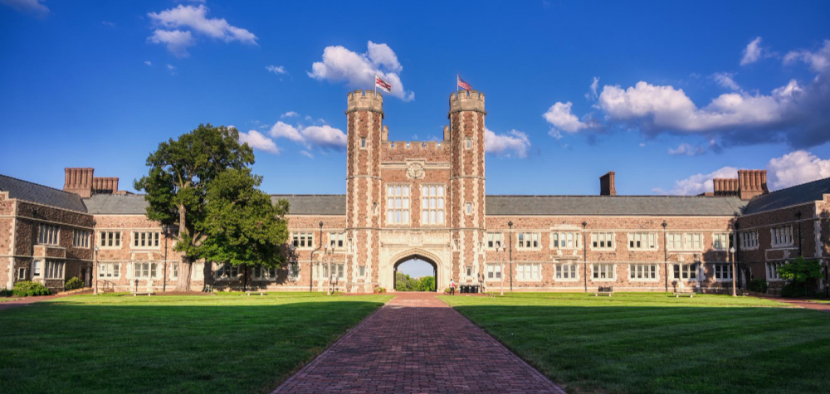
0,173,81,197
486,194,738,198
759,176,830,197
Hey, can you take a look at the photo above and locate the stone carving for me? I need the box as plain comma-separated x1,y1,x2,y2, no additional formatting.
406,163,425,179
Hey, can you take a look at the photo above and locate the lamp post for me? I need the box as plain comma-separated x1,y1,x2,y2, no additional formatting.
662,221,668,293
325,246,334,296
93,246,99,295
508,221,514,293
498,246,505,296
729,246,737,297
582,221,588,293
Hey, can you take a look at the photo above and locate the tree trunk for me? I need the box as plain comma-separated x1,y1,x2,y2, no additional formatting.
176,257,192,292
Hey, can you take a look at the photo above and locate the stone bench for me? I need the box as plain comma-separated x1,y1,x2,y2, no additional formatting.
132,292,154,297
673,292,694,298
246,291,267,296
595,286,613,297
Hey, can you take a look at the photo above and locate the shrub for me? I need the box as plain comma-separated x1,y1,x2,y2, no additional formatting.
0,288,12,297
778,257,822,298
64,277,84,291
781,282,816,298
12,281,50,297
748,279,768,294
373,286,386,294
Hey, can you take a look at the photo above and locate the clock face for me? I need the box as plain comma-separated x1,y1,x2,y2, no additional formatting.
406,163,425,179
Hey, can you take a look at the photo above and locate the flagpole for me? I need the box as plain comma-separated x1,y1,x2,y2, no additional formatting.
374,73,377,94
456,74,459,92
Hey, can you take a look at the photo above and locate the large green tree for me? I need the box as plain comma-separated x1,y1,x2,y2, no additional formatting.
199,168,290,290
134,124,254,291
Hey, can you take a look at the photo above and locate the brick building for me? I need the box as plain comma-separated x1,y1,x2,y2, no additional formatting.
1,90,828,294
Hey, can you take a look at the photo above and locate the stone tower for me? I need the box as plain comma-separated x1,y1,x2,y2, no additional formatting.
345,90,384,292
448,90,486,283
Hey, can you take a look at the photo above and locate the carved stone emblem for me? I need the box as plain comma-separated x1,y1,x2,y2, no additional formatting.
406,163,425,179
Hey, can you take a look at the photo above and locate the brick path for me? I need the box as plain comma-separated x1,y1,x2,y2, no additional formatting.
273,292,565,394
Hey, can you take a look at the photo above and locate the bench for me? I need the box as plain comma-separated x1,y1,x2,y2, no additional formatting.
595,286,613,297
673,292,694,298
132,292,154,297
246,291,267,296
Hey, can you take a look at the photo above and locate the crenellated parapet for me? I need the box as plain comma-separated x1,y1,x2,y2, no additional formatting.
346,89,384,117
448,90,485,117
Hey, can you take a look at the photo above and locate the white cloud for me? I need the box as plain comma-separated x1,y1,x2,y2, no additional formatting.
767,150,830,189
144,61,153,66
484,128,531,158
147,5,257,56
280,111,299,119
147,30,195,57
543,101,596,134
784,39,830,73
300,151,314,159
740,37,763,66
167,64,176,70
269,121,304,142
308,41,414,101
668,143,706,156
238,130,280,155
585,76,600,99
266,65,287,75
655,166,739,195
268,121,347,151
712,72,740,91
0,0,48,17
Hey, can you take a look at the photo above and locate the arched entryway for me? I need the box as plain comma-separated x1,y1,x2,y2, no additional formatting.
393,255,438,292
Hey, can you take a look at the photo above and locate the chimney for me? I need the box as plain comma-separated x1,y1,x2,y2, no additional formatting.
738,170,768,200
713,178,740,196
63,168,94,198
600,171,616,196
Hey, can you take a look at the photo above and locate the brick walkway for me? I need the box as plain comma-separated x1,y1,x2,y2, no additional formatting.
272,292,564,394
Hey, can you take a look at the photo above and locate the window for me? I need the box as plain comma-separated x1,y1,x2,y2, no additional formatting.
133,231,160,248
592,264,615,280
288,262,300,280
673,263,698,280
555,263,577,280
32,260,42,277
713,264,733,280
98,263,121,279
98,231,121,248
360,138,367,148
387,185,410,225
517,263,541,281
420,185,444,225
465,202,472,215
38,224,59,245
552,232,581,249
740,231,758,249
73,230,90,248
465,265,473,279
134,262,159,279
629,264,658,280
171,263,178,279
253,266,277,280
45,260,64,279
628,232,658,250
329,232,345,249
293,233,314,249
358,265,366,278
191,262,204,280
318,263,345,279
465,137,472,149
771,226,794,247
767,262,786,280
486,233,504,249
486,264,502,280
591,232,615,250
517,233,540,249
713,233,731,251
17,267,27,280
667,233,703,251
215,263,238,280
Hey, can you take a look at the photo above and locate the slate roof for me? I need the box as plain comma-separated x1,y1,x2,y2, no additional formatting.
271,195,348,216
486,195,745,216
83,194,149,215
743,176,830,215
0,174,87,212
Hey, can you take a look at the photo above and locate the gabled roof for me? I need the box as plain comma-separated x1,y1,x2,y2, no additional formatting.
271,194,347,216
0,174,87,212
743,176,830,215
83,194,149,215
485,195,745,216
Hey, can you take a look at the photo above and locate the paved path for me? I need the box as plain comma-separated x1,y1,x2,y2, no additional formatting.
775,298,830,313
273,292,564,394
0,289,92,312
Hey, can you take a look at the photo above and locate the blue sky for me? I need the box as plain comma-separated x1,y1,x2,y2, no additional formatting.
2,0,830,200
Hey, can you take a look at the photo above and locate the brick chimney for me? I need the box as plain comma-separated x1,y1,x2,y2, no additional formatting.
712,178,740,197
92,177,120,194
738,169,768,200
600,171,616,196
63,168,94,198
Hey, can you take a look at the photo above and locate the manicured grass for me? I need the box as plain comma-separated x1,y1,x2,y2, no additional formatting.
0,292,391,394
441,293,830,394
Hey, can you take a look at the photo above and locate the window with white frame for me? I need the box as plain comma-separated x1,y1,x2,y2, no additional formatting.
17,267,27,280
672,263,699,280
288,262,300,280
713,264,732,280
99,263,120,279
253,265,277,280
45,260,64,279
771,225,794,247
98,231,121,248
293,233,314,249
358,265,366,278
387,185,410,225
134,262,159,279
517,232,540,249
465,202,473,215
329,232,345,249
767,262,786,280
171,263,178,279
592,264,615,280
420,185,444,225
465,137,472,149
628,232,658,250
740,231,758,249
486,264,502,280
555,263,577,280
486,233,504,249
591,232,615,250
712,233,731,251
215,263,238,280
73,229,90,248
552,232,581,249
191,262,204,280
629,264,658,280
316,263,345,279
133,231,160,248
667,232,703,251
517,263,541,281
38,224,59,245
32,260,42,277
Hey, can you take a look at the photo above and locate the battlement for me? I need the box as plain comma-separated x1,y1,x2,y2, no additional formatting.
449,90,485,115
386,140,447,151
346,89,384,116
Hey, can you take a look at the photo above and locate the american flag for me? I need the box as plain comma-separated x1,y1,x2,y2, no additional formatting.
457,75,472,91
375,75,392,93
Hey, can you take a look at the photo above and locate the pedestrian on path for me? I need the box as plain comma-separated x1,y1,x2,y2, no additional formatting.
450,278,456,296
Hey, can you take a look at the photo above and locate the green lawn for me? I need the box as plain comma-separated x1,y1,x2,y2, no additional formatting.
441,293,830,394
0,292,391,394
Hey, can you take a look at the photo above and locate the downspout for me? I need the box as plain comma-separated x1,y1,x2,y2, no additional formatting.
662,221,668,293
309,221,323,292
582,221,588,293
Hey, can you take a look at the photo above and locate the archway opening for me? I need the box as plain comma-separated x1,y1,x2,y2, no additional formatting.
394,256,437,292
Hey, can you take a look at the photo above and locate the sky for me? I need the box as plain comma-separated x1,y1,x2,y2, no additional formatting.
2,0,830,202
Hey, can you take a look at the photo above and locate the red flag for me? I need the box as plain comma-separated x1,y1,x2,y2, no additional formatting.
457,75,472,91
375,75,392,93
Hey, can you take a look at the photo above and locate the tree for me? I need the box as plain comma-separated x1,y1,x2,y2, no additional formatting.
778,256,822,297
419,276,435,292
134,124,254,291
199,168,290,290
